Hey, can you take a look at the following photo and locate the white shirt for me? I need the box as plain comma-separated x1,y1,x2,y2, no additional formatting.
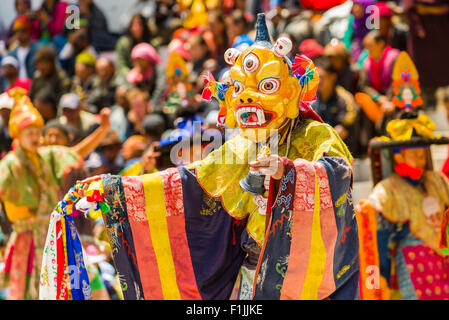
17,46,30,79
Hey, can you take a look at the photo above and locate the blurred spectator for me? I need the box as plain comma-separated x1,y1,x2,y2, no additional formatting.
90,55,122,113
44,107,114,160
8,15,40,79
312,57,360,155
375,2,407,52
140,142,162,173
58,92,97,139
85,151,110,176
29,46,70,102
160,109,209,166
121,135,147,167
342,0,375,63
119,0,157,33
300,0,346,11
359,30,400,110
353,30,400,153
127,43,165,107
71,51,96,113
323,38,359,94
0,93,14,159
109,84,131,142
141,112,167,144
186,34,211,80
231,33,254,52
115,13,153,79
0,56,31,93
6,0,41,45
152,0,181,47
204,10,228,63
225,10,249,47
120,139,161,176
78,0,114,51
42,118,73,147
33,87,58,122
35,0,68,41
298,38,324,60
282,9,314,47
94,129,124,174
404,0,449,109
58,19,98,76
79,0,108,31
126,87,152,135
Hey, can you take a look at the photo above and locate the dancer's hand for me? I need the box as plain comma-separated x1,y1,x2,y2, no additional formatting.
249,154,284,180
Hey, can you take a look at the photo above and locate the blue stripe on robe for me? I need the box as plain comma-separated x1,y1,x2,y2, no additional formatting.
65,214,91,300
318,157,359,299
253,161,296,300
178,167,246,300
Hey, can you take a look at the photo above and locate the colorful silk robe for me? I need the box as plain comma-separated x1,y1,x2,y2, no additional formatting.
0,145,85,300
356,171,449,300
87,118,359,300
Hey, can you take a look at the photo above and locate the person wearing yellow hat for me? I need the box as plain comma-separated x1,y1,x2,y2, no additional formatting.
0,89,88,300
70,51,97,113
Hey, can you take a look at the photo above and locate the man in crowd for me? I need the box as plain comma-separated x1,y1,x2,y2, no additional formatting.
29,46,70,104
90,55,122,113
57,92,96,139
0,56,31,93
70,51,97,113
8,15,40,80
313,57,360,156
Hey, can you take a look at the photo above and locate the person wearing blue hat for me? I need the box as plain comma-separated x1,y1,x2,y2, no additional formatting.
232,34,254,52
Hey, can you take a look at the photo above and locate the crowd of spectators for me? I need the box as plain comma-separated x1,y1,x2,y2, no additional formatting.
0,0,448,171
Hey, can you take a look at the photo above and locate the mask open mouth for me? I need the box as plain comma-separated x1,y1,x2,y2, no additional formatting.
236,104,274,128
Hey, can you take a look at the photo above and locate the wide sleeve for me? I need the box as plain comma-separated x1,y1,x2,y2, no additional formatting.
253,155,360,300
85,169,246,300
39,146,88,194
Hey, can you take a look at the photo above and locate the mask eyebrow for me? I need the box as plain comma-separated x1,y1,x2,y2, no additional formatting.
256,60,283,79
241,48,255,68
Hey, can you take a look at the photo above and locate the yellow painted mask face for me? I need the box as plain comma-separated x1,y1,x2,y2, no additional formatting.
201,14,320,142
225,47,301,142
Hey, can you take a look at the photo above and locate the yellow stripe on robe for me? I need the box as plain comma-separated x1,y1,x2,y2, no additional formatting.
300,171,327,299
142,173,181,300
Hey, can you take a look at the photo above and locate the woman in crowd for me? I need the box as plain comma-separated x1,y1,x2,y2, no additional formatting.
115,14,153,79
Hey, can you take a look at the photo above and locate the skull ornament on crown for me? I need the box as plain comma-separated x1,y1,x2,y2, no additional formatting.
202,13,321,142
